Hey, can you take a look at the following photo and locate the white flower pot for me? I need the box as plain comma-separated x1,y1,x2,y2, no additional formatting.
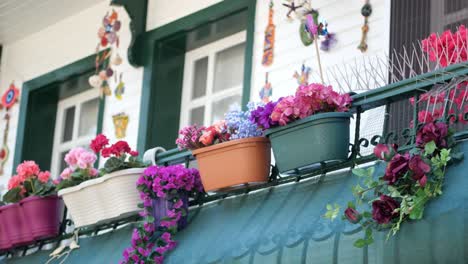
57,168,145,228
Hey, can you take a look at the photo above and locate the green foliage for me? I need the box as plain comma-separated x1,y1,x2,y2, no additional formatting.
102,154,148,175
424,141,437,155
3,187,23,204
324,203,340,221
354,228,373,248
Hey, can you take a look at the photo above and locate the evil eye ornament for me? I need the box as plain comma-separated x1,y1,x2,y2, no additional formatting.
1,84,20,109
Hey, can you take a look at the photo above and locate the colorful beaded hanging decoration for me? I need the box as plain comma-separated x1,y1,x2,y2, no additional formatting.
114,73,125,100
89,10,124,98
0,83,20,176
113,112,129,139
283,0,303,20
259,72,273,103
358,0,372,52
293,64,311,86
262,0,276,67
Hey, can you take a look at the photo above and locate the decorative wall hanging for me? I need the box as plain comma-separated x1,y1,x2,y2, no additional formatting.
262,1,276,67
293,64,311,86
283,0,303,20
259,72,273,103
0,83,20,176
114,73,125,100
89,10,124,98
113,113,129,139
358,0,372,52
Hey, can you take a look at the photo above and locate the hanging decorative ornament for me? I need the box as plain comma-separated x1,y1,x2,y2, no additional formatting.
283,0,303,20
92,10,122,97
358,0,372,52
0,82,20,176
113,113,129,139
293,64,311,86
114,73,125,100
262,0,276,67
259,72,273,103
299,9,319,46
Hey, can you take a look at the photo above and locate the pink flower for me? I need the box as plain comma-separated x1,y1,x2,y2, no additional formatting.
77,151,97,169
89,168,99,177
408,155,431,185
8,175,22,190
65,148,85,168
199,129,215,146
60,167,73,180
38,171,51,183
16,160,40,181
373,144,390,160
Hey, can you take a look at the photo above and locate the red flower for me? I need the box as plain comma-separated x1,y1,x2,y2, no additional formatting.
108,141,131,157
416,122,448,149
102,147,112,158
372,195,400,224
129,151,139,157
90,134,109,153
344,207,361,224
383,153,410,185
408,155,431,185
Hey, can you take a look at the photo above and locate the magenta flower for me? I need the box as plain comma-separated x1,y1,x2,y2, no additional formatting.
416,122,448,149
372,195,400,224
383,153,410,185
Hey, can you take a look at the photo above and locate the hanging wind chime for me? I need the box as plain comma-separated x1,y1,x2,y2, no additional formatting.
0,83,20,176
262,0,276,67
259,72,273,103
89,10,124,98
113,112,129,139
358,0,372,52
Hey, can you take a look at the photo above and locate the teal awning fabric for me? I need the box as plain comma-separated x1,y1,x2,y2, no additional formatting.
3,141,468,263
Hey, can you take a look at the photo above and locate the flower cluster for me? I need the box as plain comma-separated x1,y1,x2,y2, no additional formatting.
249,100,279,129
252,83,352,128
3,161,56,203
56,147,99,190
421,25,467,67
90,134,146,175
327,121,463,248
225,103,263,140
120,165,203,264
177,106,265,150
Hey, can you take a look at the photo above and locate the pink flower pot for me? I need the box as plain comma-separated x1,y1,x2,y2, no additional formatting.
0,203,34,247
20,196,64,240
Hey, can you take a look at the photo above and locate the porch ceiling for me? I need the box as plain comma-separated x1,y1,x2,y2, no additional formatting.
0,0,99,44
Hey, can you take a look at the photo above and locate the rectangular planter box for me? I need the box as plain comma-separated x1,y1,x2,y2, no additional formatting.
192,137,271,192
265,112,352,173
58,168,146,228
0,195,63,251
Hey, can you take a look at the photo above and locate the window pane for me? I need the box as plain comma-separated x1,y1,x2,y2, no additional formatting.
189,106,205,126
62,107,75,142
213,43,245,92
59,151,68,173
192,57,208,99
211,94,241,123
79,98,99,137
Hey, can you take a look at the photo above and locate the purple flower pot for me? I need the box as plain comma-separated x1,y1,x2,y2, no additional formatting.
0,206,13,252
20,195,64,240
0,203,34,247
151,193,189,231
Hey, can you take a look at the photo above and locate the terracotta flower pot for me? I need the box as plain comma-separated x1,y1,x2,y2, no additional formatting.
152,193,189,231
0,203,34,247
20,195,64,240
192,137,271,192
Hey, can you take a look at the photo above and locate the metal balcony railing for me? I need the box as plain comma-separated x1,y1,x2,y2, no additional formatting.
2,61,468,258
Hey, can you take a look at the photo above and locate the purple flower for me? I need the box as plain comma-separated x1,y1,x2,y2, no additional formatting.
344,207,361,224
250,100,279,130
408,155,431,186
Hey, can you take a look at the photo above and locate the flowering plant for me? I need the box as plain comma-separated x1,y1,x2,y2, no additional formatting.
176,104,263,150
90,134,147,175
120,165,203,264
421,25,467,68
3,161,55,203
325,121,463,247
56,147,99,190
251,83,352,128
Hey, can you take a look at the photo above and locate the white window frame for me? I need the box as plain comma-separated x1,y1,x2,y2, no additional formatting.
179,31,246,128
51,89,100,177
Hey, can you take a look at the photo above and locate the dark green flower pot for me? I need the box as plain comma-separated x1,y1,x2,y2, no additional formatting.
265,112,352,173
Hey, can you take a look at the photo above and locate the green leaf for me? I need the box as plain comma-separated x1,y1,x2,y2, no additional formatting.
362,212,372,218
3,187,23,203
324,203,340,221
424,141,437,155
439,149,451,165
353,239,367,248
353,167,374,178
147,216,155,223
104,157,125,173
347,201,355,209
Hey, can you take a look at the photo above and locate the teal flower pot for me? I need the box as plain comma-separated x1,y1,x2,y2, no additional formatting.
265,112,352,173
